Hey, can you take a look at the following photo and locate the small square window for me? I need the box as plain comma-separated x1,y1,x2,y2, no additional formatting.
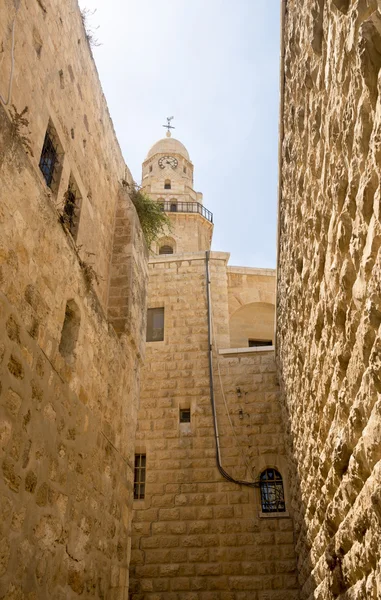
180,408,191,423
134,454,146,500
146,308,164,342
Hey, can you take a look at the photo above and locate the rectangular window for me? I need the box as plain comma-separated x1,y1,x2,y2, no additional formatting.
146,307,164,342
248,339,272,347
180,408,191,423
134,454,146,500
39,121,63,190
62,175,82,239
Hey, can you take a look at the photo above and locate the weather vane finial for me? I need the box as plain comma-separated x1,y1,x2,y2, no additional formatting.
163,116,175,137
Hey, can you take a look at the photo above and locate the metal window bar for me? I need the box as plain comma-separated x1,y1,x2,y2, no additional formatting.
39,125,62,189
159,245,173,255
134,454,146,500
159,201,213,223
63,186,77,234
260,469,286,513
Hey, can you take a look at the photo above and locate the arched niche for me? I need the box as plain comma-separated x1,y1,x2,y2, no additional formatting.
157,236,176,256
229,301,275,348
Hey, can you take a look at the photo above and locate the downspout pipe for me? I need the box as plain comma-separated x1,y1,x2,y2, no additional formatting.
205,250,258,488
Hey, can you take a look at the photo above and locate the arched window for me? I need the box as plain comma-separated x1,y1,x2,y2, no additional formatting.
164,180,171,189
170,200,177,212
159,245,173,255
259,469,285,513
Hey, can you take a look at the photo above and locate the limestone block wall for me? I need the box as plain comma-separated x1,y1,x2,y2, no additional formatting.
227,268,276,348
0,0,148,597
0,0,135,309
153,215,213,254
0,100,147,598
129,252,298,599
277,0,381,598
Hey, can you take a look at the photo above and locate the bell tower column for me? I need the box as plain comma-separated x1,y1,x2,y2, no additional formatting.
141,125,213,255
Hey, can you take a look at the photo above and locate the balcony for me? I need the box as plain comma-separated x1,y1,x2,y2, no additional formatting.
160,201,213,224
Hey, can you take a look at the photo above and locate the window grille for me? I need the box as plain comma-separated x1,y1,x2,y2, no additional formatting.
146,307,164,342
39,122,62,189
159,245,173,255
164,180,171,189
134,454,146,500
179,408,191,423
248,339,272,347
260,469,286,513
62,176,81,239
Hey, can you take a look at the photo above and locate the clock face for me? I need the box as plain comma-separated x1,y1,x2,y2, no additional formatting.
158,156,178,169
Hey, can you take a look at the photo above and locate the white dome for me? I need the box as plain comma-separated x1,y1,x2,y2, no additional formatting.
146,136,190,161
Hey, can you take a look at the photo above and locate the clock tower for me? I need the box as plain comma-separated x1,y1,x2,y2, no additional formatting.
141,130,213,254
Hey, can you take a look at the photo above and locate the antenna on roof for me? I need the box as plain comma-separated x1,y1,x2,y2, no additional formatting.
163,116,175,137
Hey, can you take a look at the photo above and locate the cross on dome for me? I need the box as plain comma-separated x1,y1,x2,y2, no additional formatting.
162,116,175,138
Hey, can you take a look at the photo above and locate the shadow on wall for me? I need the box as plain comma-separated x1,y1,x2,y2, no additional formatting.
229,301,275,348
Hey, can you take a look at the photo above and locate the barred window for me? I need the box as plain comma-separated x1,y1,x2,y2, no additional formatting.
146,307,164,342
159,245,173,255
39,121,63,190
134,454,146,500
62,175,81,239
260,469,285,513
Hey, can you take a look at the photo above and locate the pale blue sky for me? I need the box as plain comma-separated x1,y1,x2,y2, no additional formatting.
79,0,281,268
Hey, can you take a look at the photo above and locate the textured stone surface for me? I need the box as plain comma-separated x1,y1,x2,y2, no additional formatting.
0,0,147,598
130,251,298,599
0,0,144,311
227,267,276,348
277,0,381,598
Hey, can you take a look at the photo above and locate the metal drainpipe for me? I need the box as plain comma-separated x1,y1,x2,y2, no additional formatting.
205,251,258,488
205,250,222,466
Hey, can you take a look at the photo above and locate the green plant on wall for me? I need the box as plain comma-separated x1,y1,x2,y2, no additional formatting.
126,181,171,250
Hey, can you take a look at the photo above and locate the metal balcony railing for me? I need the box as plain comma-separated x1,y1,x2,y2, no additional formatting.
160,201,213,223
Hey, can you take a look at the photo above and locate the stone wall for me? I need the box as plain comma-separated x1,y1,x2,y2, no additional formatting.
227,268,276,348
153,214,214,255
0,0,148,597
129,252,298,599
0,0,137,310
277,0,381,598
